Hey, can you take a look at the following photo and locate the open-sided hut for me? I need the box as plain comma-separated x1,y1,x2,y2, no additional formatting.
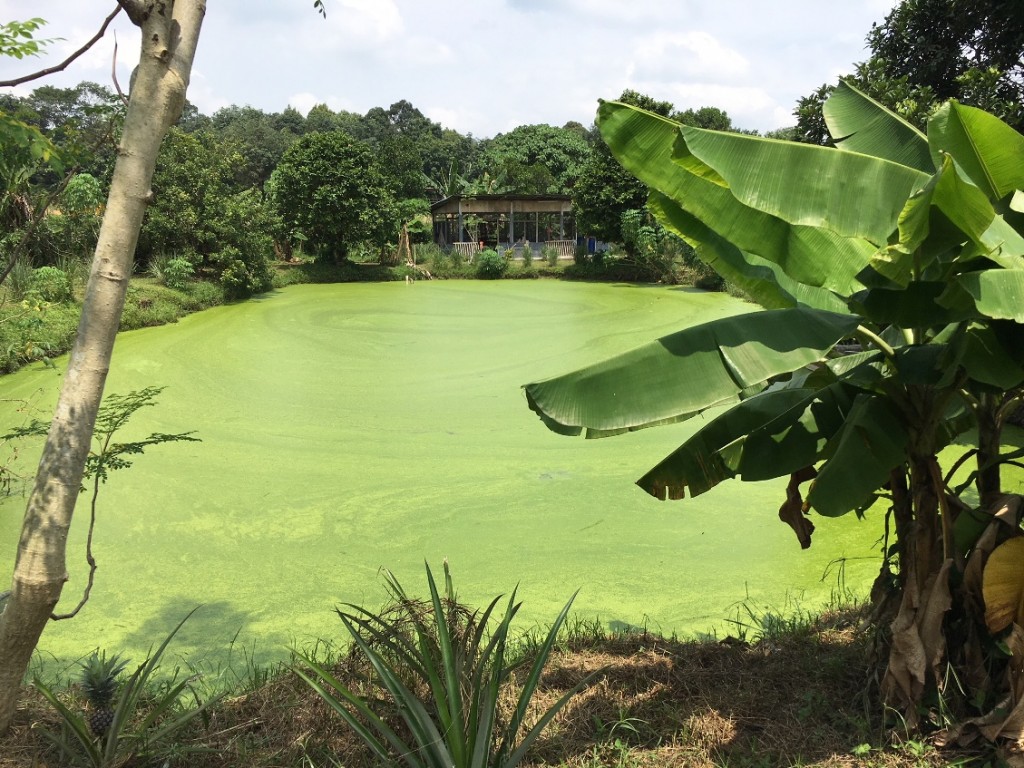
430,194,576,258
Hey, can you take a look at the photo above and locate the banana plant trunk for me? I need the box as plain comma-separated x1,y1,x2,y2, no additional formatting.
0,0,206,733
882,387,957,722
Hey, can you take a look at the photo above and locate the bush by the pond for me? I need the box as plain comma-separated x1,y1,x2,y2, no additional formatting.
0,299,79,372
215,245,274,300
29,267,72,304
475,249,507,279
163,257,195,291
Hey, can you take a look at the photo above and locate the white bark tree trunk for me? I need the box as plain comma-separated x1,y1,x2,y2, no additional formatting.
0,0,206,732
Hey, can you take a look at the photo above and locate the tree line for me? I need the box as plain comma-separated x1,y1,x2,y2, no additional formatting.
3,0,1021,297
0,80,752,285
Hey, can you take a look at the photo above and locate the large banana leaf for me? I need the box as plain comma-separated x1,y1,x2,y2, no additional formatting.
899,156,995,256
928,101,1024,202
808,394,908,517
953,270,1024,322
524,308,859,438
956,323,1024,389
598,102,875,295
850,281,977,327
648,191,850,313
739,381,858,480
823,81,933,172
679,125,930,245
636,388,815,500
637,381,857,500
872,156,1024,285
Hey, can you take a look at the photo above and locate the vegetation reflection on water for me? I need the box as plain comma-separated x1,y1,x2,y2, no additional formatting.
0,282,881,671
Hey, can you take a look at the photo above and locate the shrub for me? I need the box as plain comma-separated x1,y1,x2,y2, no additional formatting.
30,266,72,303
295,562,598,768
542,245,559,267
7,258,35,301
34,609,220,768
475,248,507,279
429,250,449,275
521,245,534,269
214,245,273,300
163,257,194,291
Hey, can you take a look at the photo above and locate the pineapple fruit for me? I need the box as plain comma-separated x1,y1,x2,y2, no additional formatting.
79,651,129,737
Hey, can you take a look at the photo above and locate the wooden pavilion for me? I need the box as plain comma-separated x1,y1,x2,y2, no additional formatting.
430,194,576,257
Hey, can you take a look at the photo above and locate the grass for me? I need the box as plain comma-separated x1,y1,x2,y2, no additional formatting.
0,600,988,768
0,277,225,374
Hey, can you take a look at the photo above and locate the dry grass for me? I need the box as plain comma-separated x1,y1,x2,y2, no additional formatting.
0,608,1002,767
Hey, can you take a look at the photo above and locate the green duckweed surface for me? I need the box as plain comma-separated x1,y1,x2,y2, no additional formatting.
0,281,882,670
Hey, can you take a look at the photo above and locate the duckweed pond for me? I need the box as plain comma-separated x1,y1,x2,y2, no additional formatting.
0,281,882,671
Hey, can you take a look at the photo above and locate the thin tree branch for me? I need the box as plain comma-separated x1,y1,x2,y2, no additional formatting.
51,444,109,621
49,466,99,620
112,33,130,107
0,7,123,88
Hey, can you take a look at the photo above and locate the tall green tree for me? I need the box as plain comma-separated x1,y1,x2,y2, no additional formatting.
15,82,123,182
210,105,298,188
673,106,733,131
272,131,397,260
139,127,276,296
526,84,1024,736
140,127,240,257
477,124,591,195
796,0,1024,143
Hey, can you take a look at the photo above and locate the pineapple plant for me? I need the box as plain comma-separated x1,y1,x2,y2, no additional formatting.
79,651,129,738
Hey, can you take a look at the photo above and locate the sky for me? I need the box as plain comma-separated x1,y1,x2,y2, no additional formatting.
1,0,899,138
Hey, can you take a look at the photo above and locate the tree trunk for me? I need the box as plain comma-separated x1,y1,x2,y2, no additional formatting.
882,388,957,725
0,0,206,733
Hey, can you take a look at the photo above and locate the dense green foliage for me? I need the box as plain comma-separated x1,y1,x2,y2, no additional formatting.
796,0,1024,142
573,91,746,244
272,131,398,261
139,128,276,297
3,0,1017,295
474,249,508,279
477,124,590,195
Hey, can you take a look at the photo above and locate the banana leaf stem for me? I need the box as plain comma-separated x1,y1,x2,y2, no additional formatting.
855,325,896,361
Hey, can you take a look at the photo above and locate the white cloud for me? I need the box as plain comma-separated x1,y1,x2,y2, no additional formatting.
629,31,749,83
288,92,320,116
183,68,231,115
0,0,904,137
675,83,774,112
425,105,491,137
338,0,404,43
771,104,796,128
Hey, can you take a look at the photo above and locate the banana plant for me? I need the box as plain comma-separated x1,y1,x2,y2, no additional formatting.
524,82,1024,737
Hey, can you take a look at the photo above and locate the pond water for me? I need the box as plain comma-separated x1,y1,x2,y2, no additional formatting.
0,281,882,672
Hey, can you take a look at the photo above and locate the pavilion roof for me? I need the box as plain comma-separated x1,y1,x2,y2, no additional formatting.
430,194,573,216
